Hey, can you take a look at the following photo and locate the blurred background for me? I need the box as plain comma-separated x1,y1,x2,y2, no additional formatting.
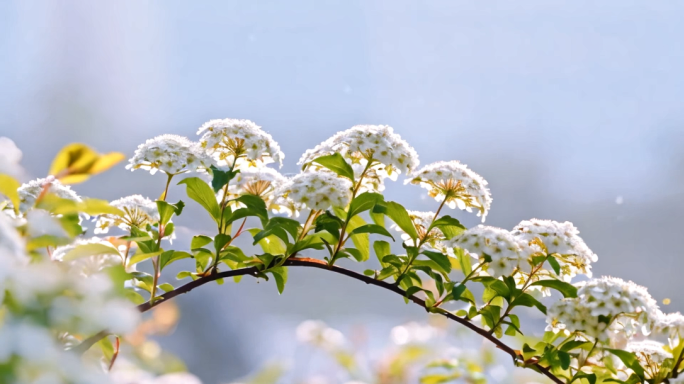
1,1,684,382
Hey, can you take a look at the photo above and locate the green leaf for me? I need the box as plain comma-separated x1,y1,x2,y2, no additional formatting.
311,153,355,181
571,373,597,384
348,224,395,240
62,243,120,261
384,201,419,241
421,250,452,274
347,192,384,218
557,350,571,370
335,208,370,261
156,201,175,225
374,240,391,267
530,279,578,298
604,349,645,380
210,165,238,193
511,292,547,314
128,250,163,265
248,228,286,255
214,233,232,254
343,248,364,262
270,266,288,294
452,284,466,300
191,235,213,250
547,255,561,275
158,283,174,293
160,251,192,271
560,340,592,352
124,289,146,305
178,177,221,222
431,215,466,239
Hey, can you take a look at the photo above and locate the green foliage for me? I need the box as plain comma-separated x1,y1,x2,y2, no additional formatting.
311,153,355,180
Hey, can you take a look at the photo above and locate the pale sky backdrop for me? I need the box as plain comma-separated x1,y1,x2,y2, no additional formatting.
2,1,684,383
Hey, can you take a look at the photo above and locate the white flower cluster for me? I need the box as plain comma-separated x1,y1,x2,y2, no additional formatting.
0,137,24,178
655,312,684,341
0,220,139,383
546,298,606,337
96,194,160,234
626,340,672,379
547,277,659,340
197,118,284,168
0,321,108,383
275,171,352,213
218,167,287,208
407,161,491,221
296,320,346,351
17,176,82,213
51,237,122,277
626,340,672,364
511,219,597,281
298,125,419,191
127,134,213,175
447,225,529,278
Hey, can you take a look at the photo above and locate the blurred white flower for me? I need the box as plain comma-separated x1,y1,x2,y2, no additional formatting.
390,322,438,345
26,209,68,238
275,171,352,212
406,161,491,221
127,134,213,175
51,237,122,277
296,320,346,351
197,118,284,168
0,137,24,178
17,176,82,213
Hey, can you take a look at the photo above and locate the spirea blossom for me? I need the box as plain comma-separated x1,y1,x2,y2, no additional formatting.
407,161,491,221
447,226,528,278
511,219,597,281
0,214,25,260
547,277,659,340
298,125,419,191
17,176,82,213
126,134,213,175
51,237,122,277
197,118,284,168
655,312,684,341
275,171,352,212
390,322,439,345
546,298,606,338
95,194,159,234
218,166,287,208
626,340,672,379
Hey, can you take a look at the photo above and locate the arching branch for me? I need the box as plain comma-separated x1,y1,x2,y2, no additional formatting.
74,258,563,384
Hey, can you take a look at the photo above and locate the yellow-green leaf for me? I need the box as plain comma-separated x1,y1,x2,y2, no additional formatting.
0,174,21,214
62,243,121,261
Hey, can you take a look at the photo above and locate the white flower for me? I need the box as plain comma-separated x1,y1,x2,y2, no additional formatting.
549,277,659,340
406,161,491,221
275,171,352,212
446,225,525,278
390,322,438,345
546,298,606,338
127,134,213,175
51,237,122,277
0,213,26,261
626,340,671,364
298,125,419,192
0,137,24,178
296,320,345,351
218,166,287,209
197,118,284,168
511,219,597,281
654,311,684,341
95,194,159,233
17,176,82,213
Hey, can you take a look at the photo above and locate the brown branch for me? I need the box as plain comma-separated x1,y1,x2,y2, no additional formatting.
73,259,563,384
